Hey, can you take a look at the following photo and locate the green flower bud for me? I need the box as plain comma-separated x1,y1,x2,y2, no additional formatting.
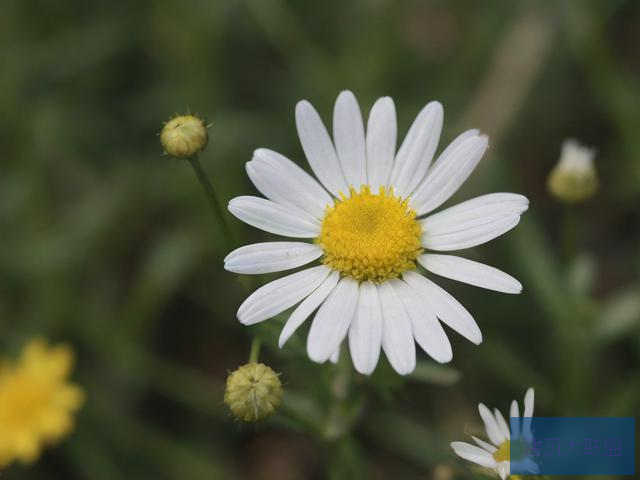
160,114,208,159
224,363,282,422
548,139,598,203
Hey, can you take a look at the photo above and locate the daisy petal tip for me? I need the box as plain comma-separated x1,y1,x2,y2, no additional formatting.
252,147,269,158
227,197,239,210
468,329,483,345
516,195,530,211
295,99,311,109
436,350,454,364
429,99,444,112
306,349,326,365
294,100,313,119
337,89,356,100
353,363,374,376
306,340,328,364
450,441,463,450
396,362,416,376
524,387,535,412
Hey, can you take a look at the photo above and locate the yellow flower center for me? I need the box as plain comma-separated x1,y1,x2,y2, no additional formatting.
317,186,423,283
493,440,510,462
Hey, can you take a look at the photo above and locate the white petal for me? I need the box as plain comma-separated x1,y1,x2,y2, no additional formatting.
391,280,452,363
403,271,482,344
390,101,443,197
348,281,383,375
225,242,322,274
307,277,359,363
333,91,367,188
366,97,397,190
472,435,497,453
329,348,340,364
418,254,522,294
378,282,416,375
421,193,529,251
410,133,488,215
228,196,320,238
510,400,521,438
278,271,340,347
478,403,506,445
295,100,348,197
237,266,330,325
497,461,509,480
247,148,332,219
494,408,511,440
522,458,540,474
523,387,535,417
522,387,535,441
451,442,497,468
435,128,480,162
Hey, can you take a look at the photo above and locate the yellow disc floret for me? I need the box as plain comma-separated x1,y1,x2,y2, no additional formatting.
493,440,510,462
317,186,423,283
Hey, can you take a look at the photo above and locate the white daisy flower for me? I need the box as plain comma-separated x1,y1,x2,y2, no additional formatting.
225,90,529,375
451,388,539,480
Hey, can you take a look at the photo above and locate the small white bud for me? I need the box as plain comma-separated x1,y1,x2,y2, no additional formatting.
548,139,598,203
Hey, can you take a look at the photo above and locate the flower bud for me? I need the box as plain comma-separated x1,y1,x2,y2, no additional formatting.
160,114,208,159
224,362,282,422
547,139,598,203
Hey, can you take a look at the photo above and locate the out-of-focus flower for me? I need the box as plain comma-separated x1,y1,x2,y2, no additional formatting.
0,338,84,467
224,362,282,422
225,90,528,376
548,139,597,203
451,388,538,480
160,114,208,159
432,463,455,480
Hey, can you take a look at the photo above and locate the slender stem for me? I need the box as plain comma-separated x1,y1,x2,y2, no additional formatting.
248,337,261,364
562,205,577,262
187,155,236,249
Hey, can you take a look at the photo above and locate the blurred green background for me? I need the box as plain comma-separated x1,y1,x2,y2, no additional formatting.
2,0,639,479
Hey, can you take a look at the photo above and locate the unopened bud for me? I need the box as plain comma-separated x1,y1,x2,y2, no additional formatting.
224,362,282,422
160,114,208,159
548,139,597,203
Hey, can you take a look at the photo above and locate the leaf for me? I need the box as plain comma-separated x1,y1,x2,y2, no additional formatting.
566,253,597,297
594,285,640,343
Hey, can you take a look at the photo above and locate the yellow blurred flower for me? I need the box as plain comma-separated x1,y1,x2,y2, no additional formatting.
0,338,84,467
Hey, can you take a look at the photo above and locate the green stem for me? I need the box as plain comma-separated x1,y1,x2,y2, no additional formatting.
187,155,236,249
248,337,261,364
562,205,577,262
